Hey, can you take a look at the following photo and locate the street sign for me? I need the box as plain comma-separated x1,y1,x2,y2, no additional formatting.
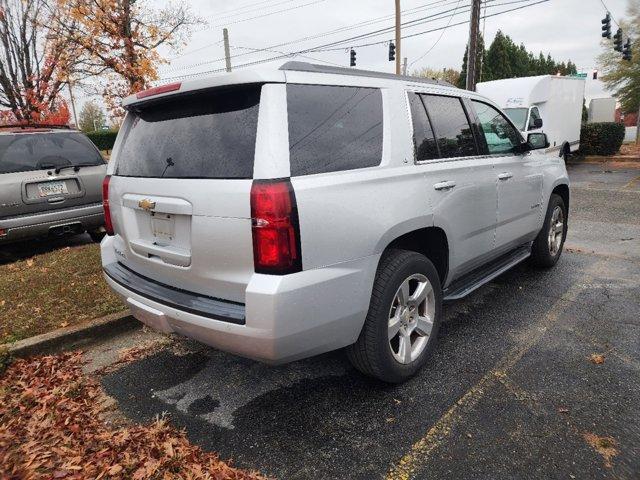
570,73,588,78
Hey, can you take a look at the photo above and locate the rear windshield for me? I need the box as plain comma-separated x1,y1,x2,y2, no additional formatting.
116,85,261,179
0,131,104,174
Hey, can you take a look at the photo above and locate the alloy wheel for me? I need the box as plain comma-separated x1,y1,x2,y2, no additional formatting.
388,274,436,365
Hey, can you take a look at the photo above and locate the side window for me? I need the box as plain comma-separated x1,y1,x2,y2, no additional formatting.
528,107,541,130
287,84,383,176
421,95,478,158
407,92,439,161
472,100,521,155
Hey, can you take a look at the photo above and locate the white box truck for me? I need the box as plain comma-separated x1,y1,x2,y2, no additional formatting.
477,75,586,159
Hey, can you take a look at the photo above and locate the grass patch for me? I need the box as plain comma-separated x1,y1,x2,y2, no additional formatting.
0,244,126,344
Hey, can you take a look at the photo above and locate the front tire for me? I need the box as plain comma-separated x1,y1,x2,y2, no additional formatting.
531,193,567,268
347,249,442,383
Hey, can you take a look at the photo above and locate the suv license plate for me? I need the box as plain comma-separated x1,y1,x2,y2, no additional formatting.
38,181,68,197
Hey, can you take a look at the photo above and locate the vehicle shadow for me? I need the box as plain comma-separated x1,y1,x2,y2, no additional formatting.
0,233,93,265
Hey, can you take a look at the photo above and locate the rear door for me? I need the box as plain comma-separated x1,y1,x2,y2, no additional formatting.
0,131,105,219
410,93,498,280
471,100,543,251
108,84,266,303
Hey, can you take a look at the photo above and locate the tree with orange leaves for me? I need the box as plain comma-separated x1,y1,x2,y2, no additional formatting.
52,0,202,116
0,0,76,124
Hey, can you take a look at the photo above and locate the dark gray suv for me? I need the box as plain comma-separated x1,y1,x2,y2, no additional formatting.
0,125,107,244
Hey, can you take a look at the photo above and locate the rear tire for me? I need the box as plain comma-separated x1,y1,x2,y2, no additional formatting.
530,194,567,268
347,249,442,383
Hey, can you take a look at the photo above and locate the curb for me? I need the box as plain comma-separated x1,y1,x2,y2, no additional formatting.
3,311,139,358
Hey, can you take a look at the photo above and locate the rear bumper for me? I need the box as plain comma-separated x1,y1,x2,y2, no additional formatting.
0,203,104,243
101,236,379,364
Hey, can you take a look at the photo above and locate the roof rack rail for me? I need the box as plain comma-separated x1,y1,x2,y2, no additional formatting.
0,123,71,130
279,61,456,88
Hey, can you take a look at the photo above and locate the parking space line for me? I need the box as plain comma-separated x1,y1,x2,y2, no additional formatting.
385,260,603,480
622,176,640,190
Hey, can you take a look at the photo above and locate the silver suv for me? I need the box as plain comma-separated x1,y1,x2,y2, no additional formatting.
101,63,569,383
0,126,107,244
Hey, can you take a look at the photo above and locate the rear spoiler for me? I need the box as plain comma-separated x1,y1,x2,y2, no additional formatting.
122,69,286,110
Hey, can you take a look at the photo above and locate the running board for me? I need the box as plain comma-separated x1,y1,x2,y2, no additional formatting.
443,245,531,301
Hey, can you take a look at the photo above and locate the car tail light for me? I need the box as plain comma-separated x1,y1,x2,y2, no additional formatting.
102,175,114,236
135,82,181,99
250,179,302,275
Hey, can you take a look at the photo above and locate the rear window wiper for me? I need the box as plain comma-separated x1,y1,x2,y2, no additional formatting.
54,163,103,174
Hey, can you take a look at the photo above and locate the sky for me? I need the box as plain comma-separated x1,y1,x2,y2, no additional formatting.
70,0,631,115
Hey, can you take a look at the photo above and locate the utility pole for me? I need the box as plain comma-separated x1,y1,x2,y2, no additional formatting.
402,57,408,75
465,0,481,91
67,80,78,127
223,28,232,72
395,0,401,75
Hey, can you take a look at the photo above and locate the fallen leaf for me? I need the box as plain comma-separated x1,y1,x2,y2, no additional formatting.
26,259,34,267
590,354,605,365
108,464,123,475
583,432,618,468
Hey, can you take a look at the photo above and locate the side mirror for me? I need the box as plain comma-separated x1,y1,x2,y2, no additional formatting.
530,117,543,130
527,132,549,150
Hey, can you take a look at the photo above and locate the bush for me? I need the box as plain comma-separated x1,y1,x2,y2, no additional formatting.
579,122,625,156
86,130,118,151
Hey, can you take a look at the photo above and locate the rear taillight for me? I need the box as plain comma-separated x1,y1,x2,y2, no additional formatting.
250,179,302,275
102,175,114,236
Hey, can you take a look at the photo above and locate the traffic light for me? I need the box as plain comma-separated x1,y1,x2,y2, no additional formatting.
388,41,396,62
350,48,356,67
623,38,632,61
601,13,611,38
614,28,623,52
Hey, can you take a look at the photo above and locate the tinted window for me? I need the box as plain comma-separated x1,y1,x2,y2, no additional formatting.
0,132,103,174
472,100,521,155
408,93,439,161
116,85,261,179
287,84,383,176
422,95,477,158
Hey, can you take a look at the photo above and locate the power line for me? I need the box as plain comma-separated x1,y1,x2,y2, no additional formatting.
211,0,298,22
409,0,464,68
160,0,549,81
228,44,344,67
159,0,465,73
209,0,327,28
213,0,292,17
314,0,537,52
599,0,620,27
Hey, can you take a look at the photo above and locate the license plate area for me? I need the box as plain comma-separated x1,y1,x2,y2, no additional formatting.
151,212,175,241
37,181,68,197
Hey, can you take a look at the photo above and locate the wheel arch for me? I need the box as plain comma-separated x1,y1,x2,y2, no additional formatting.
551,183,570,213
379,226,449,287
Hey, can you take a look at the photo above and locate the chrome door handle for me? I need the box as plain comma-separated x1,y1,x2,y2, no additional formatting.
498,172,513,180
433,180,457,191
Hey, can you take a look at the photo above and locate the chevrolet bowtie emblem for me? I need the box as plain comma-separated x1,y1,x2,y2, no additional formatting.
138,198,156,211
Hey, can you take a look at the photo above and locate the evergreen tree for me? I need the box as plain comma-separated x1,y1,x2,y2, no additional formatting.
459,30,579,84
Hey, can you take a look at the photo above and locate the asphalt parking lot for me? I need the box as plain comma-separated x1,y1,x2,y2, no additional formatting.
92,161,639,479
